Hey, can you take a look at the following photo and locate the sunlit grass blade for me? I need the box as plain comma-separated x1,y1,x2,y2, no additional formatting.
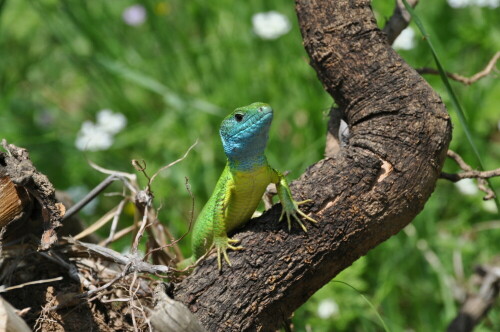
97,57,222,115
402,0,500,211
332,280,391,332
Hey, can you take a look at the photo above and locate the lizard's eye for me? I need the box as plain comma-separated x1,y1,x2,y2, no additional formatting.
258,107,263,112
234,113,244,122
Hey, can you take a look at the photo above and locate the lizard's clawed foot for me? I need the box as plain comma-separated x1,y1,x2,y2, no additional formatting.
279,199,317,232
214,237,244,270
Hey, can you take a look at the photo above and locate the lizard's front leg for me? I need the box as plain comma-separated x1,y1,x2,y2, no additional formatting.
271,169,317,232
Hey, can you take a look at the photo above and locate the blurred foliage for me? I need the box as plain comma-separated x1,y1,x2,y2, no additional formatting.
0,0,499,331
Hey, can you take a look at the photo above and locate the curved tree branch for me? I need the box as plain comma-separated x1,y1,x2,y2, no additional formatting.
382,0,419,44
174,1,452,331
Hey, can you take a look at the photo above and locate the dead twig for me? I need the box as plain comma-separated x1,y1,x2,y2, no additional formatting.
98,225,135,246
65,238,169,277
62,175,121,222
418,51,500,85
83,262,132,299
441,169,500,182
447,264,500,332
144,177,196,263
132,206,150,256
73,205,119,240
149,140,198,186
440,150,498,200
0,277,63,293
103,198,129,246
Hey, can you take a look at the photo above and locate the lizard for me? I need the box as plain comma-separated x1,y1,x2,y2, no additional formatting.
180,102,316,270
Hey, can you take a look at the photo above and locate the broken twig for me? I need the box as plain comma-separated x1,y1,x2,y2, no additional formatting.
418,52,500,85
440,150,498,200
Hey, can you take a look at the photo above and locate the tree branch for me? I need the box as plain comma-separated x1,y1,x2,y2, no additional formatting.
418,51,500,85
441,169,500,182
174,1,452,330
382,0,420,44
441,150,497,199
447,265,500,332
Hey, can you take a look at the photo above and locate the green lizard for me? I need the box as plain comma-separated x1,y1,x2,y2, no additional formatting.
181,102,316,270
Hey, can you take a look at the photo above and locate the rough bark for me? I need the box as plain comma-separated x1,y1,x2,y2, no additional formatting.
174,1,451,331
0,140,64,250
0,176,31,229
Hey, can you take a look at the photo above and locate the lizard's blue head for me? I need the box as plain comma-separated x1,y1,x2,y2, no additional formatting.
220,102,273,168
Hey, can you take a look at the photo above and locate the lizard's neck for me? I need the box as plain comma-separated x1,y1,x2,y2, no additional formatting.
227,153,267,172
223,134,269,172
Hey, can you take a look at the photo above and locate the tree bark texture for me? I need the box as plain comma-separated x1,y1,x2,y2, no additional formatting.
0,141,63,250
174,1,452,331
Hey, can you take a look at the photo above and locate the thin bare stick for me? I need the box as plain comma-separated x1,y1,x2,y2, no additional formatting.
88,161,137,183
418,51,500,85
441,169,500,182
88,161,138,194
0,277,63,293
100,297,131,303
129,272,139,332
73,205,118,240
66,238,169,275
149,140,198,185
38,251,80,283
441,150,498,199
131,206,149,256
145,177,196,260
81,263,131,299
63,175,118,221
103,198,128,246
99,225,135,246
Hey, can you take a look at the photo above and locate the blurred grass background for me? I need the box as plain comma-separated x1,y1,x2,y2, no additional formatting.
1,0,499,331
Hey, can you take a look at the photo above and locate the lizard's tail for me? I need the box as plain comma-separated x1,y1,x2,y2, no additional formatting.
176,255,195,271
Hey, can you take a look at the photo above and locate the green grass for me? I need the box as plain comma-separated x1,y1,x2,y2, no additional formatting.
1,1,499,331
402,0,500,210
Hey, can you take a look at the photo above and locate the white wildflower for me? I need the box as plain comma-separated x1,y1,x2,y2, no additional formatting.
75,121,114,151
317,298,339,319
252,11,291,40
123,4,147,26
485,0,500,8
482,200,498,213
448,0,471,7
455,178,478,196
97,109,127,135
75,110,127,151
448,0,499,7
393,27,416,50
